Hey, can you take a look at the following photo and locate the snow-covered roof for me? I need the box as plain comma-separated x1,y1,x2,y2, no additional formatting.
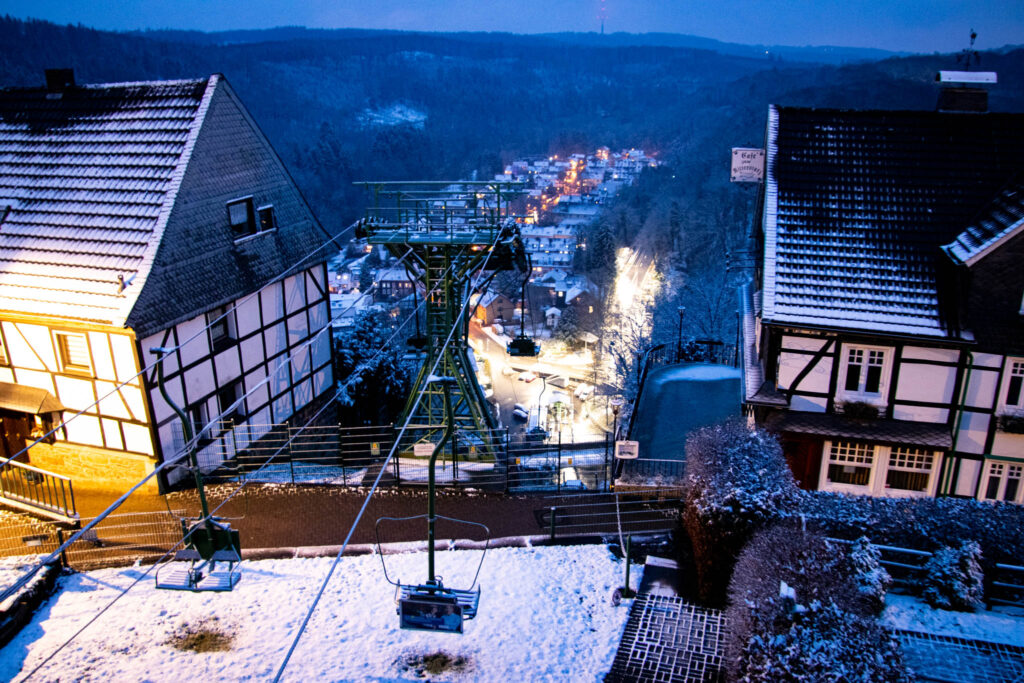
762,105,1024,339
942,178,1024,267
0,76,214,324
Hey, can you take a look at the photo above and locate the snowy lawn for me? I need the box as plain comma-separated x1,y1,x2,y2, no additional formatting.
883,593,1024,646
1,545,632,681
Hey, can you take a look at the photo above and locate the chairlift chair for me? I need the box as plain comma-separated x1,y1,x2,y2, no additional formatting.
507,335,540,357
155,517,242,592
375,514,490,633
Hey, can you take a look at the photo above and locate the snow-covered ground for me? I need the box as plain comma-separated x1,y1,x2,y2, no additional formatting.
1,545,632,682
883,593,1024,646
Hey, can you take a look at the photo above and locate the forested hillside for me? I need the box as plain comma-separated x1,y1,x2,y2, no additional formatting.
2,16,1022,269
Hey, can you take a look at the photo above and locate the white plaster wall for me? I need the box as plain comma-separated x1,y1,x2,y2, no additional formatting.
214,346,242,383
235,295,261,337
89,331,116,381
895,363,956,404
954,411,991,454
14,368,54,393
781,335,829,352
261,282,284,322
101,419,123,450
240,334,264,372
96,380,133,419
892,405,949,423
790,395,827,412
901,346,959,363
955,459,982,496
284,274,305,315
175,316,210,368
183,359,215,406
3,322,52,371
992,432,1024,458
54,375,96,411
964,367,1000,410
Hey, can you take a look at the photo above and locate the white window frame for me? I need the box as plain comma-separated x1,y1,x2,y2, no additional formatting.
0,329,7,366
997,357,1024,417
819,440,939,498
979,460,1024,505
836,344,892,407
53,331,92,375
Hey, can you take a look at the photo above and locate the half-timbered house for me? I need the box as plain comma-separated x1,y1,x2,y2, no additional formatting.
742,103,1024,503
0,70,334,492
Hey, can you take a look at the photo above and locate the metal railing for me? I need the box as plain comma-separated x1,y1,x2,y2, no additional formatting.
541,492,682,540
201,422,620,493
0,459,77,523
0,510,183,570
987,563,1024,610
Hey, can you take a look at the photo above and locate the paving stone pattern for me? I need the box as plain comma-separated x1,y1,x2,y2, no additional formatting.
898,630,1024,683
606,594,726,683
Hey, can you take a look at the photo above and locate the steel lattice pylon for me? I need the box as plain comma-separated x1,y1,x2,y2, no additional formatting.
356,181,529,449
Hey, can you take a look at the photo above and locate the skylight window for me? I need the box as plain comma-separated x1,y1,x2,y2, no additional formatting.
227,197,256,238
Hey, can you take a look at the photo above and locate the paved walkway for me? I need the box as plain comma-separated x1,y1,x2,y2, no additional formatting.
898,631,1024,683
605,557,727,682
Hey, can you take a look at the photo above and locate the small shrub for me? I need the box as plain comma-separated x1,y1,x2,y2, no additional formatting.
848,536,891,615
999,414,1024,434
840,401,879,419
922,541,984,611
739,600,911,683
727,525,910,682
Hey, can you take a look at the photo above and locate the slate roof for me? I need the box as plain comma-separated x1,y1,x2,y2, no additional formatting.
942,178,1024,266
0,77,211,325
763,106,1024,338
764,410,952,450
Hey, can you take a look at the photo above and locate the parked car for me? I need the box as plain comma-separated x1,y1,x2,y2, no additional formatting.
574,383,594,400
517,370,537,383
512,407,529,421
501,365,517,377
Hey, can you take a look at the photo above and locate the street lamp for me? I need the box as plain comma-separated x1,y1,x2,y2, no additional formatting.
610,396,625,440
676,306,686,361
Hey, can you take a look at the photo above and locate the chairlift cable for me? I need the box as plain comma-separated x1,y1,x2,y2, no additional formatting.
272,230,504,682
1,247,433,606
14,256,460,681
0,222,359,472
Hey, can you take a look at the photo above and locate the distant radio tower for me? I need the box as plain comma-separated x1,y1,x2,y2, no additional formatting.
598,0,607,35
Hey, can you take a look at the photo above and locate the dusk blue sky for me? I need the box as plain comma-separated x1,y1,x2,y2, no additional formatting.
5,0,1023,53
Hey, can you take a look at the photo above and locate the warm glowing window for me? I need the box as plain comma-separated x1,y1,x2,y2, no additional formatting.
886,447,933,492
257,205,276,233
55,332,91,374
826,441,875,486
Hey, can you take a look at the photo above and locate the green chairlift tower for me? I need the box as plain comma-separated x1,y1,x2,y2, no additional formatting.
356,181,534,446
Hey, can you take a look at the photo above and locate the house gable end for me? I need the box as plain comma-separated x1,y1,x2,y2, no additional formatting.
126,79,328,338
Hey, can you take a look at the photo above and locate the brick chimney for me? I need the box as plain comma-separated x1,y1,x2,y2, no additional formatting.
936,70,996,113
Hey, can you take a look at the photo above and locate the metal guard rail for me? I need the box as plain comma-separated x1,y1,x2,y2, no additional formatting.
0,459,78,523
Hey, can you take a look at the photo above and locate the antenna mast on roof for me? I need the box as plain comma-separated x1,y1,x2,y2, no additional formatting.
957,29,979,71
598,0,607,35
